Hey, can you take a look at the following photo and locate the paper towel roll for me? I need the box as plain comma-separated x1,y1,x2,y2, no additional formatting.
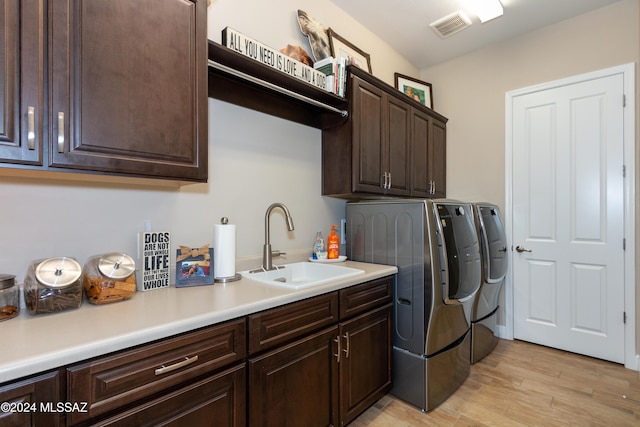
213,222,236,278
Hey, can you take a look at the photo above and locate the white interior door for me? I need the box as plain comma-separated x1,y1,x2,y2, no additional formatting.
510,71,626,363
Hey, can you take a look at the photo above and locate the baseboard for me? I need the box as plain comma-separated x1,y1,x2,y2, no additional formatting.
495,324,510,340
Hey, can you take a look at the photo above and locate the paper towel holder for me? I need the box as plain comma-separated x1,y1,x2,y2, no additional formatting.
214,217,241,283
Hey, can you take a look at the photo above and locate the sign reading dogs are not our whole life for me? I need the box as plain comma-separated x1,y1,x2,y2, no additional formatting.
138,231,171,291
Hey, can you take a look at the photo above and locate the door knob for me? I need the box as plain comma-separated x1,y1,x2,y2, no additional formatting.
515,245,532,253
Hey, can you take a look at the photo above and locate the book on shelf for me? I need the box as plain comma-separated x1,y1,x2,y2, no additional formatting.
313,56,348,96
313,56,335,70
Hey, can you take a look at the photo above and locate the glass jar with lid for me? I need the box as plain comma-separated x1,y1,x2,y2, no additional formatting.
24,257,83,315
82,252,136,304
0,274,20,321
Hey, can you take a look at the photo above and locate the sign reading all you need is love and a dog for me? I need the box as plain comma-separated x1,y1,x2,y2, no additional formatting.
222,27,328,92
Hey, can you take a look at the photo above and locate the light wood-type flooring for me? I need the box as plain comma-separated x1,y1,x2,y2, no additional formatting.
351,339,640,426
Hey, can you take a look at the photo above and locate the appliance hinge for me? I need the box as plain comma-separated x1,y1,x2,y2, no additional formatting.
623,238,626,250
624,311,627,324
623,165,626,178
623,94,626,107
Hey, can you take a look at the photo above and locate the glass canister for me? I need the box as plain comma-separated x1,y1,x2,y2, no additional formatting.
0,274,20,321
24,257,83,315
82,252,136,305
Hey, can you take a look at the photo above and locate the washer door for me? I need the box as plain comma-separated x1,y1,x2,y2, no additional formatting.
477,205,508,283
435,203,481,304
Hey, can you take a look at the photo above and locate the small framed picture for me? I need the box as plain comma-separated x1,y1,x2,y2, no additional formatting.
394,73,433,109
175,245,214,287
328,28,372,73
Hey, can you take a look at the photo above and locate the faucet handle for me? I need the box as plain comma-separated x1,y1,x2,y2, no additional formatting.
271,250,286,257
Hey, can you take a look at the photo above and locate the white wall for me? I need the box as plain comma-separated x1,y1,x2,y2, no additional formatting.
422,0,640,333
0,0,418,282
423,0,639,210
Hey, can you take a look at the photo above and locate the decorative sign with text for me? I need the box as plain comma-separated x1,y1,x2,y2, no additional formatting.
137,231,171,291
221,27,327,91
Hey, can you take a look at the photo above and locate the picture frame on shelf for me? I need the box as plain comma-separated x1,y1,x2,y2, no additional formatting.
328,28,372,73
394,73,433,109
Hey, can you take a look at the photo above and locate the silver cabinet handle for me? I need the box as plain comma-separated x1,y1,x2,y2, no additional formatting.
387,172,391,189
334,335,341,363
57,112,65,153
343,332,350,358
428,180,436,194
27,107,35,150
154,355,199,376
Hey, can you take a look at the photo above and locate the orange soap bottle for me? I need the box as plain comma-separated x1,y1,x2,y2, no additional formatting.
327,224,340,259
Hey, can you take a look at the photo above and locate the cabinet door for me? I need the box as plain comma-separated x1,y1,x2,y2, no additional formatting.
90,363,246,427
0,370,62,427
385,95,411,196
0,0,44,165
248,326,339,427
351,75,385,194
410,108,447,198
430,118,447,198
339,303,392,426
49,0,207,181
410,107,431,197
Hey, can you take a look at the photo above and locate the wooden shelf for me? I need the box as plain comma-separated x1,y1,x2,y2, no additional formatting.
207,41,348,129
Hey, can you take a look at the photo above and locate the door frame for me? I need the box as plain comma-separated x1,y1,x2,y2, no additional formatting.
504,63,637,369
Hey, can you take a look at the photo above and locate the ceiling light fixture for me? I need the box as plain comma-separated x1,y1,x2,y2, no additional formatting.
471,0,504,23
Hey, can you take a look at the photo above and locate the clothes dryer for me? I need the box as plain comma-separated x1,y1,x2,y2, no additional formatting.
470,203,508,364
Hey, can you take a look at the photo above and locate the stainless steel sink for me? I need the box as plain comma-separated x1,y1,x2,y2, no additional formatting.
240,262,364,289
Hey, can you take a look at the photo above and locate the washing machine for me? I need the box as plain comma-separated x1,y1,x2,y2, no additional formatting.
347,199,481,411
470,203,508,364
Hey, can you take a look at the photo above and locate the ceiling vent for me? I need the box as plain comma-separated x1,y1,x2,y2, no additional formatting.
430,11,472,39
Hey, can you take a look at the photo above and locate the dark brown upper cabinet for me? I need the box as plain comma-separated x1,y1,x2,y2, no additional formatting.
410,107,447,198
1,0,208,183
322,66,447,199
0,0,45,166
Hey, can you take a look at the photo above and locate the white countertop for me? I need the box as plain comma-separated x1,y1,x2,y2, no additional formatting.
0,261,396,384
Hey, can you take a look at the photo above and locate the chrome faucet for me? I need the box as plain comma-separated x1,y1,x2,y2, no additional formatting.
262,203,295,271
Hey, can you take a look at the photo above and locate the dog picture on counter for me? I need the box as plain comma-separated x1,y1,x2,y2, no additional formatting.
175,245,214,287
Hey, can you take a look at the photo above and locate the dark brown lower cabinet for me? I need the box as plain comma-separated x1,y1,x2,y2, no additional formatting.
248,276,393,426
0,370,62,427
90,363,246,427
248,327,340,427
339,303,392,425
67,318,246,426
0,276,394,427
